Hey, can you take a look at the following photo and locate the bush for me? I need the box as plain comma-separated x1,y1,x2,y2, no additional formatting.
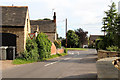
88,43,95,48
61,39,66,47
97,40,106,50
54,40,61,48
106,45,119,51
36,33,52,60
21,38,39,61
64,48,67,53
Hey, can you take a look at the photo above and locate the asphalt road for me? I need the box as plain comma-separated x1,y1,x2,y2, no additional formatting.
2,49,97,79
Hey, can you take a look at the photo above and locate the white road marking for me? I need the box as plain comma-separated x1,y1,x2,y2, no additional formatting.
44,52,83,67
44,57,72,67
44,61,57,67
71,53,74,54
79,58,83,59
64,58,71,60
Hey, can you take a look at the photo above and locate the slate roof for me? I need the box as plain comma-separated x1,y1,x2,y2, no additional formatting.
30,20,56,33
0,6,28,26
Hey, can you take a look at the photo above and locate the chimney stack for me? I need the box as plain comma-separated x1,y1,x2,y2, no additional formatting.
53,12,56,23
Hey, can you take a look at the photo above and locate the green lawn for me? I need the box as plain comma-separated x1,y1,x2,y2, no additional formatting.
66,48,88,51
13,53,68,65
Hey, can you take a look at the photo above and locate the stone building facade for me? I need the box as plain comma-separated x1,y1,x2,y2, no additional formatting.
89,35,104,45
0,6,31,54
30,12,57,42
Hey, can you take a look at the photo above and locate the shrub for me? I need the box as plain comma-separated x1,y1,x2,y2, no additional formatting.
21,38,39,61
36,32,52,60
88,43,95,48
61,39,66,47
106,46,119,51
97,40,106,50
54,40,61,48
64,48,67,53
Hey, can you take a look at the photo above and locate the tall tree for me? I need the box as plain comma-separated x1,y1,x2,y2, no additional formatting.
114,14,120,48
102,2,117,47
102,2,117,34
67,30,79,48
75,28,88,47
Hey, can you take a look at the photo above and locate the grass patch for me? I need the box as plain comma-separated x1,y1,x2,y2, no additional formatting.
12,58,36,65
66,48,88,51
13,53,68,65
42,53,68,61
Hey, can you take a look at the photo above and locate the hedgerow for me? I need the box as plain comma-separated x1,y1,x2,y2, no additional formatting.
21,38,39,61
36,32,52,60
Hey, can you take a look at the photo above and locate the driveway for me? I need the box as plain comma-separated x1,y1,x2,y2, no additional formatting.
2,49,97,79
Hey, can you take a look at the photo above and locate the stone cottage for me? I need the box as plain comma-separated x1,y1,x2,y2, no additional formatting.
0,6,31,55
89,35,104,45
30,12,57,42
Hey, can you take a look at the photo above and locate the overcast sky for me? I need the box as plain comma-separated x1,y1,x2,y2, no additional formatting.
0,0,120,37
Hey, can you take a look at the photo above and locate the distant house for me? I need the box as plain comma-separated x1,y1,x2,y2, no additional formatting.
0,6,31,56
89,35,104,45
30,12,57,42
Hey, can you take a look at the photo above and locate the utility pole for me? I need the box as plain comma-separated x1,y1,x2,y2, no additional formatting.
66,18,67,48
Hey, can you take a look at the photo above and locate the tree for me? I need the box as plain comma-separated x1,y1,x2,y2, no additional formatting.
67,30,79,48
114,14,120,48
43,18,51,20
75,28,88,48
61,38,66,47
102,2,117,34
101,2,117,48
38,18,51,20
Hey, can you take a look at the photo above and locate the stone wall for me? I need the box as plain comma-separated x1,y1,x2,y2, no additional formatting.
98,50,119,60
45,32,56,42
0,27,24,54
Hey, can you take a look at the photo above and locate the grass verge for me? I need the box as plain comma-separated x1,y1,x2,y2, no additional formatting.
12,58,36,65
66,48,88,51
40,53,68,61
13,53,68,65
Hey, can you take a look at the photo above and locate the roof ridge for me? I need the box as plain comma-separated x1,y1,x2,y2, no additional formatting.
0,6,28,8
31,20,52,21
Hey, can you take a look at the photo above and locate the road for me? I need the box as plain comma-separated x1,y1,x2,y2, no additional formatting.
2,49,97,79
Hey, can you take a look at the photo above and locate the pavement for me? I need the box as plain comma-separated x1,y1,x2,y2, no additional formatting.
0,60,18,70
2,49,97,79
97,57,120,79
